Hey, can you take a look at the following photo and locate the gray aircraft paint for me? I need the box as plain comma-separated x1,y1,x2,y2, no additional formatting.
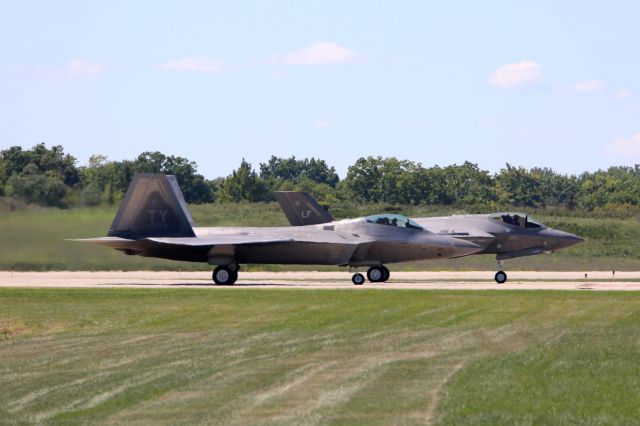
412,214,583,259
274,192,583,262
76,174,480,268
274,191,333,226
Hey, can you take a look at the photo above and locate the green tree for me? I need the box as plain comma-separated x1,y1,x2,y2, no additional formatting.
531,167,578,207
134,152,213,203
79,151,214,205
575,166,640,210
1,144,79,186
432,162,496,205
259,156,340,188
495,164,542,207
79,155,136,205
5,163,68,207
397,166,448,205
344,156,416,203
217,159,270,202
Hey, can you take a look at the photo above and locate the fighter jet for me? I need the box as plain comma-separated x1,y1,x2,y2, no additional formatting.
275,192,584,283
75,174,480,285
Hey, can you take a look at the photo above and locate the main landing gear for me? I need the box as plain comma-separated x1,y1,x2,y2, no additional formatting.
494,259,507,284
212,265,239,285
352,265,390,285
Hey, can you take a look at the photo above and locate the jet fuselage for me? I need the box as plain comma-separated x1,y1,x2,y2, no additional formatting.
413,214,583,260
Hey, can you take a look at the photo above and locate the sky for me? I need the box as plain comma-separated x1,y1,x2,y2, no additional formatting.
1,1,639,179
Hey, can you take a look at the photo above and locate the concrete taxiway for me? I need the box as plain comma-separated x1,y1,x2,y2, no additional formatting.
1,271,640,290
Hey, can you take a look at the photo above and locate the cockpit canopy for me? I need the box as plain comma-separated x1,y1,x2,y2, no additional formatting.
365,214,423,230
492,213,545,229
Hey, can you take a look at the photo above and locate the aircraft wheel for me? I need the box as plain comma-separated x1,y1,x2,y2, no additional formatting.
367,266,385,282
213,266,237,285
352,273,365,285
495,271,507,284
380,266,390,282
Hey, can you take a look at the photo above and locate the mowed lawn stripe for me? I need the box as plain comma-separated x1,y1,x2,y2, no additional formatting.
1,289,639,424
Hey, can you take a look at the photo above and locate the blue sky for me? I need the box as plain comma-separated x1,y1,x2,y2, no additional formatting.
1,1,639,179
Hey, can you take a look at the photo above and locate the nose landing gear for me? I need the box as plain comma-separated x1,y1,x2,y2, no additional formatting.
495,259,507,284
494,270,507,284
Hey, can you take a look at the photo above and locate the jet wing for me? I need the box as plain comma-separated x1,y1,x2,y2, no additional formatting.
149,230,375,246
74,231,373,249
147,235,293,246
74,232,374,265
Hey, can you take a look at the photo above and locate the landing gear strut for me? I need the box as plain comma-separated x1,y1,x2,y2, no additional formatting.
212,265,239,285
495,259,507,284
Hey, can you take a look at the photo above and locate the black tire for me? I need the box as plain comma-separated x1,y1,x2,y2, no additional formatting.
213,266,237,285
352,273,365,285
380,266,390,282
495,271,507,284
367,266,384,282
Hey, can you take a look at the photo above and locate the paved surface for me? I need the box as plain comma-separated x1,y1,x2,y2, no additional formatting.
1,271,640,290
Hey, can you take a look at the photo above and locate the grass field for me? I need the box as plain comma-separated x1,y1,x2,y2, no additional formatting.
1,203,638,271
1,289,639,424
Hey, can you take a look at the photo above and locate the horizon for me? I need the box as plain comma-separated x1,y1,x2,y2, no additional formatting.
2,1,639,179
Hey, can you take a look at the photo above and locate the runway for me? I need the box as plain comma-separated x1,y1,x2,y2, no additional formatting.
2,270,640,290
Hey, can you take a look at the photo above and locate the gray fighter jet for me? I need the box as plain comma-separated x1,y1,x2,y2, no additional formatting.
76,174,480,285
275,192,584,283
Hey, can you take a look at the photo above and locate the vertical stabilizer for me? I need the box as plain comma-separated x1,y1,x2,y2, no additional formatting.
108,174,196,238
273,191,334,226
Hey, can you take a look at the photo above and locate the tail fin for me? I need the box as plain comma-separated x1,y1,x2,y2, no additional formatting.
108,173,196,238
273,191,333,226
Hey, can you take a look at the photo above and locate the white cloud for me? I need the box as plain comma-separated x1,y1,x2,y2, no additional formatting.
613,89,633,100
66,59,103,78
488,61,541,88
477,116,502,128
314,120,333,128
273,71,286,78
281,42,356,65
7,59,103,79
5,64,32,73
606,133,640,157
571,80,603,92
160,56,224,73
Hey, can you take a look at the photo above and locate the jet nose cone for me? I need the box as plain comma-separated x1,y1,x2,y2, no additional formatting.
541,229,584,250
563,233,584,248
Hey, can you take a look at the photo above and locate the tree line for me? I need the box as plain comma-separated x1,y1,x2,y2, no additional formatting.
1,143,639,211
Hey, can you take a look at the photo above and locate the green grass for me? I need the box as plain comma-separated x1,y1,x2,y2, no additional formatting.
1,289,639,424
0,203,638,271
